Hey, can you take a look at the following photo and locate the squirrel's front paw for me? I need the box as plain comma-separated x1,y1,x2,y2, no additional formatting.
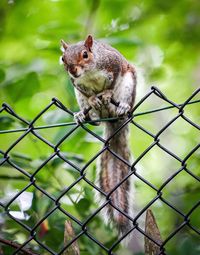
74,111,86,123
116,102,131,116
101,90,113,105
88,95,102,110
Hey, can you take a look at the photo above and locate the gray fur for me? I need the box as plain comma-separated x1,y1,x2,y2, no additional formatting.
62,35,137,236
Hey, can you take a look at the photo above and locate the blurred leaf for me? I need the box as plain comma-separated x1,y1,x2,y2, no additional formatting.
17,191,33,211
0,116,15,130
42,109,69,124
0,69,5,83
2,246,15,255
177,235,200,255
9,211,30,220
75,198,91,214
4,72,40,102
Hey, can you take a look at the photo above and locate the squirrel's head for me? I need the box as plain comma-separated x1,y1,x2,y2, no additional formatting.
60,35,95,79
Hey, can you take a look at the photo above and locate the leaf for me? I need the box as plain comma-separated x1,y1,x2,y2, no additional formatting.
42,109,70,124
0,116,15,130
5,72,40,102
75,198,91,213
9,211,30,220
17,191,33,211
9,152,33,169
2,246,15,255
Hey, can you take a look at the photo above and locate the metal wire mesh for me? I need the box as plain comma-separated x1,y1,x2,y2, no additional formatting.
0,86,199,255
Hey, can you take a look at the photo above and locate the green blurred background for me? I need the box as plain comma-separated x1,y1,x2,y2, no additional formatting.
0,0,199,254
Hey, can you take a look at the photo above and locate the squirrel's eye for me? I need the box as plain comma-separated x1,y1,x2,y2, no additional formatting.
83,51,88,59
62,56,65,62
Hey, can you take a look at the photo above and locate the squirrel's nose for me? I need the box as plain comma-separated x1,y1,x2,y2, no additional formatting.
68,65,78,77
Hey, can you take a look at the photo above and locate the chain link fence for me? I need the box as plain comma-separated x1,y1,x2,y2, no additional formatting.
0,86,199,255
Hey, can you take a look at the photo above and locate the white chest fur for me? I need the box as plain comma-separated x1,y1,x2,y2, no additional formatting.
113,71,135,103
74,69,112,93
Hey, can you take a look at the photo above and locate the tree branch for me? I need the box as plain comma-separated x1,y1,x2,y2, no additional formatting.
0,237,39,255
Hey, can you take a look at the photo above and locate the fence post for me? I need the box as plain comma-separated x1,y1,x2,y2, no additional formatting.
63,221,80,255
145,209,162,255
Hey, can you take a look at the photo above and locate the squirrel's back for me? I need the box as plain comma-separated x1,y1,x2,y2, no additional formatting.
92,39,132,73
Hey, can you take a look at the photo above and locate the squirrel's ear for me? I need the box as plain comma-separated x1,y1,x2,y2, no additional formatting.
61,39,68,52
84,35,93,51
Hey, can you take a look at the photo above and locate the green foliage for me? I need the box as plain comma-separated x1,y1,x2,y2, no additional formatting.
0,0,200,254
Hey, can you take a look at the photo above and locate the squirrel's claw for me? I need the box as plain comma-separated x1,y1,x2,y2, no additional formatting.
74,111,86,123
116,102,131,116
101,90,113,105
88,95,102,110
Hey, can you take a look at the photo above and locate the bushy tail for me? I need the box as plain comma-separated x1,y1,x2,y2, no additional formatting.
99,119,132,235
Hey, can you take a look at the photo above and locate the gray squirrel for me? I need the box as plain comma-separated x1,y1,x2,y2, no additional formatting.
61,35,137,235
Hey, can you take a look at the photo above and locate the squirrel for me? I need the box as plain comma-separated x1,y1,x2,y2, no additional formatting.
61,35,137,235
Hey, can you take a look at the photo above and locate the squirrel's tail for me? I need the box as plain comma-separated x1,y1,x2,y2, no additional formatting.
99,119,132,235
